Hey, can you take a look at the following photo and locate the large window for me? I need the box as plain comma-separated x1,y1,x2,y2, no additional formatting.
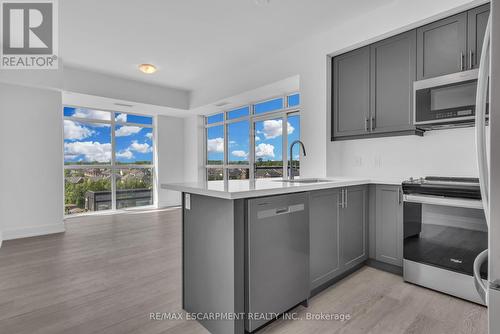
205,93,300,181
64,107,154,215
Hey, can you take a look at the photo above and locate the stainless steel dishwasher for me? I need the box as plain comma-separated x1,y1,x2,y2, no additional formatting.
246,192,309,332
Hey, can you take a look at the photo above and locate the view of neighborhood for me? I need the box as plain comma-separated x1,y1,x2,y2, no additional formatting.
63,107,154,215
64,168,153,215
205,96,301,182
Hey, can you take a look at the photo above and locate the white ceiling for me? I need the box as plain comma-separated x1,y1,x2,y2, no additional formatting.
61,0,388,93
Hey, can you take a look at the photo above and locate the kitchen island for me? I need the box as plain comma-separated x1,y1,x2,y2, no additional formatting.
161,178,393,334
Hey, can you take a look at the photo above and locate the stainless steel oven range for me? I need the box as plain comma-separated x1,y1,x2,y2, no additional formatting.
402,176,488,305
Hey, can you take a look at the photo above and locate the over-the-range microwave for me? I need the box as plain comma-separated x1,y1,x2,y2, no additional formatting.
414,69,488,129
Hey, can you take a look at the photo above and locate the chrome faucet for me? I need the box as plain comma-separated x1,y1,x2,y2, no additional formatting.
289,140,306,180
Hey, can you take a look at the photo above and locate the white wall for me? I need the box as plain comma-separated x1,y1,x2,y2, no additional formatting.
63,66,190,110
156,115,185,207
183,115,206,183
0,83,65,240
187,0,484,181
327,127,479,179
0,65,190,110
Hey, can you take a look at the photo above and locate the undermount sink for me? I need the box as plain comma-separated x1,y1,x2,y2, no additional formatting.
274,178,338,184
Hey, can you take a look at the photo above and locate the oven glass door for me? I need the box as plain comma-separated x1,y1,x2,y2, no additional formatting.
403,201,488,278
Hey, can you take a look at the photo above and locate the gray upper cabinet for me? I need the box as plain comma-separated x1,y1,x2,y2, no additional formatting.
309,189,341,290
374,185,403,267
416,13,468,80
370,31,417,133
332,46,370,138
332,5,490,141
340,186,368,270
467,4,490,69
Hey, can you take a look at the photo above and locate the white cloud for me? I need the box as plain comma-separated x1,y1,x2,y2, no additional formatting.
231,150,248,158
73,108,110,121
261,120,294,139
115,113,127,122
145,132,153,140
129,140,152,153
64,141,111,162
115,126,142,137
207,137,224,153
64,120,95,140
255,143,275,158
116,150,134,160
255,136,261,142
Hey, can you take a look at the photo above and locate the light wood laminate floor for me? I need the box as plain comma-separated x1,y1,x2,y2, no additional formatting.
0,209,487,334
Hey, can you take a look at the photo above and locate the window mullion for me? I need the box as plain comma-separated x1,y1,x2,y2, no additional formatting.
111,111,117,211
283,113,288,179
249,113,255,182
223,112,228,181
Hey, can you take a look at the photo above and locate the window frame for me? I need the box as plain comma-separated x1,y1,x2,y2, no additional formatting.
204,92,300,182
63,105,155,216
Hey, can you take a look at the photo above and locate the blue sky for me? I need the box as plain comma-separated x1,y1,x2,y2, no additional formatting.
64,107,153,164
207,115,300,163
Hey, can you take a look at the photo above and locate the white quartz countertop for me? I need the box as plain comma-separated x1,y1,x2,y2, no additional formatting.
161,176,403,200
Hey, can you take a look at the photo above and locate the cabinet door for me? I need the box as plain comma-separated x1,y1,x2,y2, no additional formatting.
416,12,467,79
467,4,490,69
340,186,367,269
310,189,341,290
375,185,403,266
370,30,417,133
332,46,370,138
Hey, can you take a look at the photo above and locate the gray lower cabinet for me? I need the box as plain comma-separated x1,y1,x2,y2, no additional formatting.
340,186,368,270
332,46,371,138
374,185,403,267
309,189,341,290
416,12,468,80
310,186,367,290
370,30,417,134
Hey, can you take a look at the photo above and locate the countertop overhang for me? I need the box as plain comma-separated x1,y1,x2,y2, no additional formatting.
161,177,403,199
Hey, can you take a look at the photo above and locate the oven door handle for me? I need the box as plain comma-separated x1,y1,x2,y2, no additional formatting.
403,194,483,210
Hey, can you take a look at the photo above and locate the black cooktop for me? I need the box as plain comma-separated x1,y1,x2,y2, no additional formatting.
402,176,481,200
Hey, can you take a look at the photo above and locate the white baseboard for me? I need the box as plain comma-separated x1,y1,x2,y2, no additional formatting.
2,223,65,241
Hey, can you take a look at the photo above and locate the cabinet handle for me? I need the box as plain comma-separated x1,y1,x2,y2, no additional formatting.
340,189,345,208
460,52,465,71
469,50,474,69
365,118,369,132
371,117,375,131
345,188,348,208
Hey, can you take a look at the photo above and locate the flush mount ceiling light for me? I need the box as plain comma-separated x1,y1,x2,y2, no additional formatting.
138,63,157,74
254,0,271,6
